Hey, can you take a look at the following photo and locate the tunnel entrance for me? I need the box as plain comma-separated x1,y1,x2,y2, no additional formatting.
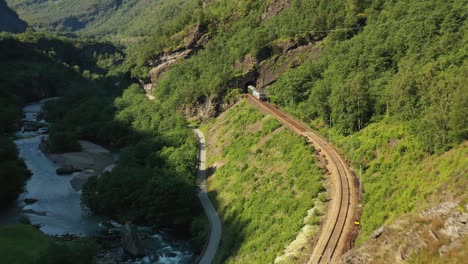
243,81,257,93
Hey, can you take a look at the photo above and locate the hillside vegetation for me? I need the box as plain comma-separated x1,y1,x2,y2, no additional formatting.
139,0,466,256
262,0,468,243
6,0,199,38
2,0,467,261
330,121,468,242
268,0,467,154
204,99,325,263
0,225,98,264
0,31,126,206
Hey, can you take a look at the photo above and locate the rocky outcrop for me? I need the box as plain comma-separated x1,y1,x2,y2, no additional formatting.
121,222,145,257
261,0,292,21
147,49,192,90
144,24,209,94
257,40,321,89
22,121,47,132
184,96,219,121
341,202,468,264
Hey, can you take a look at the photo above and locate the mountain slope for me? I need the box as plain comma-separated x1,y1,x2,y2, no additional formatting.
204,99,326,263
6,0,127,32
0,0,26,33
6,0,198,38
3,0,466,262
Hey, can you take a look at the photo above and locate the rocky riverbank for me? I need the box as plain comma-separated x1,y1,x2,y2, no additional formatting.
39,139,115,191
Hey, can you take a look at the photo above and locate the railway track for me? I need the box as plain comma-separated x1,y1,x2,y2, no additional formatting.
247,95,357,263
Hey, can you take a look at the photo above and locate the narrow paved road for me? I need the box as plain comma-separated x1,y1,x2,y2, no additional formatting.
194,129,222,264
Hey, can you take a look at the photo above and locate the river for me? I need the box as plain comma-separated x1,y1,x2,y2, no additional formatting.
0,99,195,263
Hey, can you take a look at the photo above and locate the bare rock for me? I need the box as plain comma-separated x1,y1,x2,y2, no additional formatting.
429,230,439,241
56,165,76,175
121,222,145,257
24,198,38,204
70,169,98,191
372,227,385,239
22,121,47,132
440,211,468,239
261,0,292,21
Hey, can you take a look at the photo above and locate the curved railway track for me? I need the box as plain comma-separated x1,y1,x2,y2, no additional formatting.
247,95,357,263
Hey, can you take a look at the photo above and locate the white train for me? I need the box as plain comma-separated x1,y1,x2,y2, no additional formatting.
247,85,267,101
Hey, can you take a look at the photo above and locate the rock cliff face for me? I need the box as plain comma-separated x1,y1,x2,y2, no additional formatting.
0,0,27,33
143,2,323,120
261,0,292,21
144,29,323,121
341,202,468,263
257,39,321,89
144,24,209,93
121,222,145,257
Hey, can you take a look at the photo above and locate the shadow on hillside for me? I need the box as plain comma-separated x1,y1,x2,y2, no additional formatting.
0,35,126,103
0,33,207,255
206,165,217,178
207,190,248,263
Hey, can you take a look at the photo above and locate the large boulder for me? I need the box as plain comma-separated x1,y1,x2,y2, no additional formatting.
22,121,47,132
70,169,97,191
121,222,145,257
56,165,76,175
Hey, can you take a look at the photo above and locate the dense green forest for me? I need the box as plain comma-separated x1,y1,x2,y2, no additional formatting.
0,31,204,233
0,31,125,207
0,138,30,208
268,0,467,152
0,225,98,264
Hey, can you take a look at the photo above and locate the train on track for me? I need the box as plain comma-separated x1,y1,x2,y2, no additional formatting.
247,85,267,101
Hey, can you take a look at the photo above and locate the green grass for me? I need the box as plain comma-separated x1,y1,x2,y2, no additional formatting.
204,100,324,263
312,119,468,243
0,225,53,264
0,224,100,264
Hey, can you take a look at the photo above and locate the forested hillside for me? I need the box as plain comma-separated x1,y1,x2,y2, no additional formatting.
120,0,466,259
6,0,199,38
2,0,467,262
0,31,206,261
0,31,125,208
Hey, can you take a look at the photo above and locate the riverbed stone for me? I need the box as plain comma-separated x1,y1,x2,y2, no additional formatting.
56,165,76,175
22,121,47,132
70,169,98,191
121,222,145,257
24,198,38,204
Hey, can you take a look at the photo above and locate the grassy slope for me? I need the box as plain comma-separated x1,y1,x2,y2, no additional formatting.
204,99,325,263
319,120,468,242
0,225,53,264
